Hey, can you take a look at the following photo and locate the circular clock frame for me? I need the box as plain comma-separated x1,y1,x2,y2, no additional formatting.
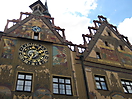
19,43,49,65
32,26,41,32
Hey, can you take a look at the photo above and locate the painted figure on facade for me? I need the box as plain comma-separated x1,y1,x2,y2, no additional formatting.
53,46,67,66
2,38,17,59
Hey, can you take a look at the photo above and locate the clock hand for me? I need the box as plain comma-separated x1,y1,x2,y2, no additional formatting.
29,53,34,61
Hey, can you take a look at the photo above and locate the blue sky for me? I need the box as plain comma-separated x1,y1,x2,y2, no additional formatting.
88,0,132,25
0,0,132,45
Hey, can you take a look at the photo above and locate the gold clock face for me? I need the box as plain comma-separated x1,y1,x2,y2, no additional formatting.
19,43,49,65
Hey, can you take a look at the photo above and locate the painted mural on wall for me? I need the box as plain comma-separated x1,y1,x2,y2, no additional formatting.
100,47,119,62
119,51,132,65
53,46,67,66
2,38,17,59
0,65,13,91
10,17,60,43
0,65,13,75
0,86,11,99
41,34,60,43
34,89,52,99
11,25,32,38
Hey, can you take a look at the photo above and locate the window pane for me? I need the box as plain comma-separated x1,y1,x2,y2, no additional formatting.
53,89,58,93
60,90,65,94
65,79,71,84
16,86,23,91
66,90,72,95
53,78,58,82
96,82,100,86
34,36,37,39
95,77,99,81
121,81,125,84
128,89,132,93
34,35,39,40
126,82,130,85
127,86,131,89
18,74,24,79
101,82,107,90
24,86,31,91
123,87,128,93
26,75,32,80
25,81,31,86
59,79,64,83
59,84,65,89
96,82,101,89
66,85,71,90
102,85,107,90
96,85,101,89
17,80,24,85
53,84,58,88
101,82,106,86
100,78,104,81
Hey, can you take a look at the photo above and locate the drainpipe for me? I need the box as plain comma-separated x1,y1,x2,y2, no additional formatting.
79,55,90,99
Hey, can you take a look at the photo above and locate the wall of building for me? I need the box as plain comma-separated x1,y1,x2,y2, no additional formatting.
85,66,132,99
0,35,78,99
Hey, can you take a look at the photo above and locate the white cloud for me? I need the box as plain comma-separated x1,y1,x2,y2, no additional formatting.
48,0,97,16
48,0,97,44
117,17,132,44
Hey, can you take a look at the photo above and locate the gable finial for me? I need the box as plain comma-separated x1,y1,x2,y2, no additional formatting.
43,0,51,16
45,0,48,9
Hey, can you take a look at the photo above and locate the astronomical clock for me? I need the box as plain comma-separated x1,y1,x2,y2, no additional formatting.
19,43,49,65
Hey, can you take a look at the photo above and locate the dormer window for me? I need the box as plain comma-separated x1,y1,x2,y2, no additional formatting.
34,32,39,40
104,41,109,46
96,52,101,59
119,45,123,50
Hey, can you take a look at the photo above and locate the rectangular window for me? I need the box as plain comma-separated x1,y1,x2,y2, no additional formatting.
34,33,39,40
121,80,132,93
107,31,111,36
16,72,33,92
96,52,101,59
104,41,109,46
53,76,72,95
94,75,108,90
119,45,124,50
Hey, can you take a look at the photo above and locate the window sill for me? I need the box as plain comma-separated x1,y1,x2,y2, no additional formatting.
53,93,73,96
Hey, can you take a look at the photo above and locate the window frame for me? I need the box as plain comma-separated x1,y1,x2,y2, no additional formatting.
16,72,33,92
94,75,108,91
121,79,132,94
52,76,73,96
